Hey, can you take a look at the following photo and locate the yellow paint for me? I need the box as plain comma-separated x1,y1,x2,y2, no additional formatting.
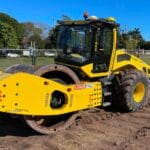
112,50,150,77
107,17,116,22
133,82,145,103
81,28,117,78
109,28,117,75
81,64,110,77
80,27,150,79
0,73,102,116
0,19,149,118
70,53,82,58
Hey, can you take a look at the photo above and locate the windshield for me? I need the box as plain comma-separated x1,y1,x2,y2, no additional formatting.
56,25,93,63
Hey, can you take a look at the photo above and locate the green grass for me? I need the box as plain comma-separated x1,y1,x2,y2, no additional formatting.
140,55,150,64
0,57,54,71
0,55,149,71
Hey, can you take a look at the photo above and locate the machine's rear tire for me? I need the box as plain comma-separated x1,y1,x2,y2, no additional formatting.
118,69,149,112
148,79,150,106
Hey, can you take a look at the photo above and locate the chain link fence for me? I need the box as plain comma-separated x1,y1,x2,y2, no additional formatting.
0,49,56,71
0,49,149,71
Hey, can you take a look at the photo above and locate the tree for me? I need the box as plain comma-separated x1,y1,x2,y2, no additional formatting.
119,28,144,50
29,33,45,49
45,15,71,49
45,27,59,49
0,13,23,45
22,22,44,48
141,41,150,50
22,22,43,37
0,22,18,48
34,23,50,38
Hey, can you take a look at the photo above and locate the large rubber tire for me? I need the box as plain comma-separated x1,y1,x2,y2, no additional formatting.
111,70,126,109
148,79,150,106
118,69,149,112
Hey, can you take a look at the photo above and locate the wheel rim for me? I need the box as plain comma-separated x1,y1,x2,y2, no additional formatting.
133,82,145,103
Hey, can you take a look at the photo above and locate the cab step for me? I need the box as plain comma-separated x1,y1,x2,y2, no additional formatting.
103,102,111,107
103,81,112,86
104,92,112,96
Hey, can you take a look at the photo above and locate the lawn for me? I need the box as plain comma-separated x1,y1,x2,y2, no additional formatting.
140,55,150,64
0,55,149,71
0,57,54,71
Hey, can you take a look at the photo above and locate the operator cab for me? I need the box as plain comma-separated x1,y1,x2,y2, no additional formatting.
55,17,119,73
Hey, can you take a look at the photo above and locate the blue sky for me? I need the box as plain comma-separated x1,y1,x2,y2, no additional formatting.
0,0,150,40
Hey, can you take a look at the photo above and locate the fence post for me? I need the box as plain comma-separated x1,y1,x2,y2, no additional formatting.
31,47,36,66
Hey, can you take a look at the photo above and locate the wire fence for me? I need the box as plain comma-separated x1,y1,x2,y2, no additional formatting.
0,49,56,71
0,49,149,71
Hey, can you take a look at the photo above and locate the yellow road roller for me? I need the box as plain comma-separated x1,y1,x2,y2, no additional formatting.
0,15,150,134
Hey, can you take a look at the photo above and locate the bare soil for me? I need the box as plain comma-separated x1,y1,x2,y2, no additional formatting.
0,106,149,150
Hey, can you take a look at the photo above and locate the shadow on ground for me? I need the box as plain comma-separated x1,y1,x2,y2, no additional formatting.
0,114,39,137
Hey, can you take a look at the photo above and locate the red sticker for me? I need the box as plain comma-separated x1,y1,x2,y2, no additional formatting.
74,84,85,90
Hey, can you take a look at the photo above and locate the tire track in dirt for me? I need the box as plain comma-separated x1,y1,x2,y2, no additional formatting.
0,107,149,150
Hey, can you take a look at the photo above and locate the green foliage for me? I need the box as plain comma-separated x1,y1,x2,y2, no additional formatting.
22,22,45,48
45,27,58,48
140,41,150,50
119,28,144,50
0,13,23,45
0,13,18,28
29,33,45,49
0,22,18,48
0,13,45,48
1,12,150,50
22,22,43,37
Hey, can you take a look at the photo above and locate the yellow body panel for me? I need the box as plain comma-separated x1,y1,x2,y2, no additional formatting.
112,50,150,77
0,73,102,116
81,49,150,78
81,64,109,77
81,28,117,78
79,28,150,79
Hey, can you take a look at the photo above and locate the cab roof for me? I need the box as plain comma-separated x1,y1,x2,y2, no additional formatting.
57,18,119,27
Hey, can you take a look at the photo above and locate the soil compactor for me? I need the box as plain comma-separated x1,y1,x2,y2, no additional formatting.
0,16,150,134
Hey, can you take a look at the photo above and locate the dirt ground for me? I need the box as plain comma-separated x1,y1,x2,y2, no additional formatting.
0,106,149,150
